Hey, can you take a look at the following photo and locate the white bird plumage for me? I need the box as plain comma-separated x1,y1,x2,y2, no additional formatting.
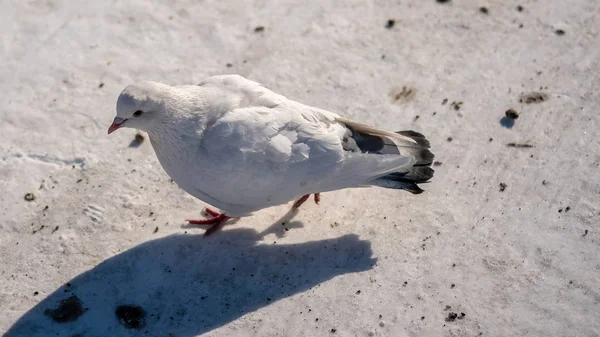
109,74,434,234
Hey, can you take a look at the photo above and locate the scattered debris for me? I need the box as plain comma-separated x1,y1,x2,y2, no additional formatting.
32,225,45,234
115,305,146,329
433,161,443,166
507,142,534,148
153,226,159,233
254,26,265,33
519,92,548,104
450,101,463,110
331,328,337,333
505,109,519,119
51,226,60,234
389,86,416,104
499,183,507,192
44,295,87,323
446,312,458,321
24,193,36,202
385,19,395,29
565,206,571,212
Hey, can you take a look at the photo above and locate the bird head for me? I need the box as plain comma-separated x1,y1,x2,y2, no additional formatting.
108,81,169,134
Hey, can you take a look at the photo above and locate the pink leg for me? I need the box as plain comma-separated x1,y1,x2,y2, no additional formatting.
293,193,321,209
186,208,234,236
292,194,310,209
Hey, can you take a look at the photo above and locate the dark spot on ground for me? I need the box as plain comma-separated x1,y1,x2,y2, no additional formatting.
447,137,453,142
450,101,463,110
446,312,458,321
505,108,519,119
51,226,59,234
450,284,455,289
499,183,507,192
507,142,534,148
115,305,146,329
555,29,565,36
226,63,233,67
98,82,104,88
254,26,265,33
34,291,39,296
565,206,571,212
389,86,416,104
519,92,548,104
517,5,524,12
385,19,395,29
433,161,443,166
542,180,548,185
153,226,159,233
479,7,488,14
559,208,563,213
24,193,35,202
437,0,451,3
44,295,87,323
331,328,337,333
356,290,361,295
129,133,145,148
442,98,448,105
583,229,588,237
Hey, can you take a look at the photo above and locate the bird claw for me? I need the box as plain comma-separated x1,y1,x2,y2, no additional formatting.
186,210,232,236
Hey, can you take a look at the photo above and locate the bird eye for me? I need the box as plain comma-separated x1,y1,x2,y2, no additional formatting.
133,110,143,117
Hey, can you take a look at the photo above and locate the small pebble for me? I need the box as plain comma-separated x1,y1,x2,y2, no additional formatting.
385,19,395,29
254,26,265,32
24,193,36,202
505,109,519,119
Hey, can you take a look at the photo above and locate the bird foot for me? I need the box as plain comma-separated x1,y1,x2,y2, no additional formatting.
186,208,234,236
292,193,321,209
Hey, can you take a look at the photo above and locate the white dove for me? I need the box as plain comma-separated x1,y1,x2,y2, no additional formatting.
108,75,434,235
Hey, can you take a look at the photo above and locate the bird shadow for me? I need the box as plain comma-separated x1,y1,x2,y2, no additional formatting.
5,228,376,337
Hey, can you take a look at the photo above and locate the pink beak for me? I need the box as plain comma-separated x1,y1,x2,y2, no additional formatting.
108,117,127,134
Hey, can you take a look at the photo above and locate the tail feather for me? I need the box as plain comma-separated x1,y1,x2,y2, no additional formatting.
338,119,435,194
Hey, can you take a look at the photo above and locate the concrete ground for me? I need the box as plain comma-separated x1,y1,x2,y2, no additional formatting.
1,0,599,336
